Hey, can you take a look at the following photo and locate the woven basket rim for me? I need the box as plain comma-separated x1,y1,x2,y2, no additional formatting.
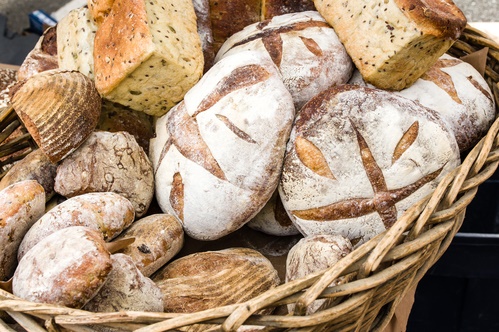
1,24,499,332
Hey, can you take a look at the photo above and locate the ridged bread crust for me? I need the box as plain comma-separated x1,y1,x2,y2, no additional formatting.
313,0,467,90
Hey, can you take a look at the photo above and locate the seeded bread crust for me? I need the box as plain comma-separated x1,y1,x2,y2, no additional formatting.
94,0,204,116
313,0,467,90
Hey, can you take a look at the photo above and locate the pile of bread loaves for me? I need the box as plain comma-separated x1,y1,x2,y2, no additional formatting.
0,0,497,321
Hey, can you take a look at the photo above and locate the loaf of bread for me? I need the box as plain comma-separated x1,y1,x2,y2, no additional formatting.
17,192,135,260
93,0,204,116
286,234,352,314
279,85,461,245
150,50,295,240
152,247,280,313
12,226,113,308
115,213,184,277
0,148,58,202
83,253,164,313
0,180,45,281
215,11,353,109
54,131,154,217
313,0,467,90
57,6,97,79
17,26,58,81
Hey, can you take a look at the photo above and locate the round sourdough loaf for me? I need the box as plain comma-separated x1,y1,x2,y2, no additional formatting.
150,50,295,240
349,54,496,153
279,85,461,246
394,54,496,152
215,11,353,109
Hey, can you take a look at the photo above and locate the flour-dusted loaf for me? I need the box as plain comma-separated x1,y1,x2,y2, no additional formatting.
115,213,184,277
12,226,113,308
57,6,97,79
93,0,204,116
313,0,467,90
83,253,164,313
394,54,496,152
215,11,353,109
152,247,280,313
150,50,295,240
286,234,352,314
0,180,45,281
0,149,58,202
54,131,154,217
279,85,461,246
17,26,58,81
17,192,134,260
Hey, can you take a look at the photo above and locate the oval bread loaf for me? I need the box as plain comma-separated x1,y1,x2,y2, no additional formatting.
54,131,154,217
115,213,184,277
17,192,134,260
12,226,113,308
152,247,280,313
0,180,45,281
150,50,295,240
279,85,461,246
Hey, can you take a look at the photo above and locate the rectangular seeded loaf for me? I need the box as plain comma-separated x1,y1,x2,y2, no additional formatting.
313,0,467,90
93,0,204,117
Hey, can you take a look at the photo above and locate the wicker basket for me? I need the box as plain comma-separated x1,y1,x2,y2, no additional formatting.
1,24,499,332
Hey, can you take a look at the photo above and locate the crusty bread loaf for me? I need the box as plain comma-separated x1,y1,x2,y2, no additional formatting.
150,51,295,240
17,192,135,260
115,213,184,277
83,253,164,313
12,226,113,308
152,248,280,313
93,0,204,116
0,180,45,281
216,10,353,109
313,0,467,90
279,85,461,246
0,149,58,202
286,234,352,314
54,131,154,217
57,6,97,79
17,26,58,81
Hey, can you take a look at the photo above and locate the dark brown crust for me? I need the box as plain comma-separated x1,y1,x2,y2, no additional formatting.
170,172,184,222
262,0,316,19
394,0,467,39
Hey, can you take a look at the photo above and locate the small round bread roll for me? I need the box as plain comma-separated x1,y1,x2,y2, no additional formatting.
83,253,164,313
215,11,354,109
12,226,112,308
54,130,154,217
115,213,184,277
17,192,135,260
0,148,58,202
279,85,461,246
286,234,353,314
0,180,45,281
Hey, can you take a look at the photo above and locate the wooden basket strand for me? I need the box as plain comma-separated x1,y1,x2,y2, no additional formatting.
1,24,499,332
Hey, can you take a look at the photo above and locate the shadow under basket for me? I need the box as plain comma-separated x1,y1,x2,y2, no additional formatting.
1,24,499,332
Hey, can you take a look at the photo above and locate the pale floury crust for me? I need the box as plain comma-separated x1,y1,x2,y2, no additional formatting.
279,85,461,246
150,50,295,240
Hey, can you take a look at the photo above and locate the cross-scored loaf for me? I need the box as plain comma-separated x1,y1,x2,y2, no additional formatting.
313,0,467,90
